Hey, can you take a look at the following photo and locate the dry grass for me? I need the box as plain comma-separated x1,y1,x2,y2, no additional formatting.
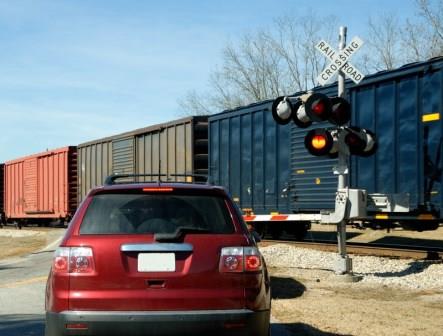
0,236,47,260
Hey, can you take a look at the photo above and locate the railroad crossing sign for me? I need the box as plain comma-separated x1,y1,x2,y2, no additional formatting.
316,36,365,86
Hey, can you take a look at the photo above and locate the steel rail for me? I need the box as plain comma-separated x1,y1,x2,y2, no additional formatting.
261,239,443,260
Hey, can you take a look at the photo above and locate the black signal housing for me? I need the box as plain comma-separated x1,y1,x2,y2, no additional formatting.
344,127,377,157
272,93,376,158
329,97,351,126
272,96,298,125
304,93,333,122
304,128,336,156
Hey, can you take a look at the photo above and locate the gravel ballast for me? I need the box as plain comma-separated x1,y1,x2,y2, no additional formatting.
262,243,443,336
261,243,443,290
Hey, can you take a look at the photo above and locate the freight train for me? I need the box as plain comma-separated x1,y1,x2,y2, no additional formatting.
1,57,443,238
1,147,77,228
0,117,208,227
209,57,443,237
0,164,4,225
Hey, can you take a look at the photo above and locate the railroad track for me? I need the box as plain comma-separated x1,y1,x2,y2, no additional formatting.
261,239,443,260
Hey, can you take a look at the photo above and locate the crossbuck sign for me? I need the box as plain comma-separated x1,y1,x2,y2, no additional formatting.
316,36,365,86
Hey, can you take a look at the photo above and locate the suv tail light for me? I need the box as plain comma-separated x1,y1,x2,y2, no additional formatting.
219,247,262,273
53,247,95,274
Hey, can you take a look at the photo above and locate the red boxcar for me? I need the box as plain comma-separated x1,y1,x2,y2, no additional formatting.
0,163,4,225
4,146,77,225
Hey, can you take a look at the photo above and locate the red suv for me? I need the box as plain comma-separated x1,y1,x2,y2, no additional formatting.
45,175,271,336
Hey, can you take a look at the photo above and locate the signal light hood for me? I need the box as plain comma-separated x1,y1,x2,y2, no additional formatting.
271,96,293,125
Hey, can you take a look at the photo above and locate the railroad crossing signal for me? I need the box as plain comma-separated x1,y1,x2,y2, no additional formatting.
271,94,376,158
316,36,365,86
272,27,370,277
304,128,337,156
271,93,350,128
304,126,377,157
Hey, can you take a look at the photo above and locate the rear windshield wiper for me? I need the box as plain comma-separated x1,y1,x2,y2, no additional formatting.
154,226,211,242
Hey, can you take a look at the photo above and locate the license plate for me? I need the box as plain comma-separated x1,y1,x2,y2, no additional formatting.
137,253,175,272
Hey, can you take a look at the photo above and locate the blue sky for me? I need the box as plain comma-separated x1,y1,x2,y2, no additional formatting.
0,0,419,162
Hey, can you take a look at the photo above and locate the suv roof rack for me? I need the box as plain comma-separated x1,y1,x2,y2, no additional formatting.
104,173,209,186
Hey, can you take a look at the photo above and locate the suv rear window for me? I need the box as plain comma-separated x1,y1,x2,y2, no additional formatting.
80,193,235,235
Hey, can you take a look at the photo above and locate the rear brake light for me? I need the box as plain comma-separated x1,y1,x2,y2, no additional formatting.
220,247,243,273
69,247,95,273
142,187,174,192
219,247,262,273
53,247,70,273
66,323,88,330
52,247,95,274
245,255,261,271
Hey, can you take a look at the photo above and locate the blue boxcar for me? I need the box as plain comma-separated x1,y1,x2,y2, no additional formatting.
209,57,443,232
209,100,291,214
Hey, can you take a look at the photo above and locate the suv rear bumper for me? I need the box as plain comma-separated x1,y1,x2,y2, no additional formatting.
45,309,270,336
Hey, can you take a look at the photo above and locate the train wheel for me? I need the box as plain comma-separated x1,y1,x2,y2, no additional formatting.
269,225,283,240
421,220,440,231
293,225,308,241
255,223,267,239
401,220,440,231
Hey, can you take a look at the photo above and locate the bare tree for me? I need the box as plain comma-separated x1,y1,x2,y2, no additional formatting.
364,15,401,72
177,90,213,116
179,2,443,116
360,0,443,72
417,0,443,41
267,14,337,92
402,18,429,62
415,0,443,56
219,32,282,102
178,14,338,116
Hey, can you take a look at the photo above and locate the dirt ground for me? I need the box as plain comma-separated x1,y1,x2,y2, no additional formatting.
269,224,443,336
0,227,64,260
270,266,443,336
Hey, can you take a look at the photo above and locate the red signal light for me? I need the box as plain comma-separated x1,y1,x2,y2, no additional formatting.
312,100,326,115
329,97,351,125
311,135,327,150
345,132,362,148
304,129,335,156
305,93,332,122
344,127,377,156
272,94,353,131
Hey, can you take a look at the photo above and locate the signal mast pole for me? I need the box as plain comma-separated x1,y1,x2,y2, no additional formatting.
273,25,369,277
336,26,353,275
337,26,347,188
